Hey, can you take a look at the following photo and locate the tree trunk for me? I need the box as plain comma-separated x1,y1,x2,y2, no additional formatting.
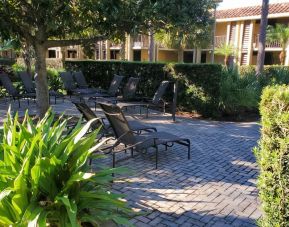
148,28,155,62
178,47,184,63
256,0,269,76
61,46,66,68
23,44,32,75
280,49,286,65
34,43,49,117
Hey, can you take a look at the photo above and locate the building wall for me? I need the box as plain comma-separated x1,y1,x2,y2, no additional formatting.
158,50,178,62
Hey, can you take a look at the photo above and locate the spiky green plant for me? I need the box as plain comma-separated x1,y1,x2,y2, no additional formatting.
0,110,133,226
215,43,238,67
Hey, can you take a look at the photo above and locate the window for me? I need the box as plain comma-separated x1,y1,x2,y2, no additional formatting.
184,51,194,63
48,50,56,58
67,50,77,58
133,50,141,61
201,52,207,63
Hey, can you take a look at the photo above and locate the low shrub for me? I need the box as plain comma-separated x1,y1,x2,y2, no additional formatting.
65,60,222,117
254,85,289,226
0,110,133,226
219,68,261,116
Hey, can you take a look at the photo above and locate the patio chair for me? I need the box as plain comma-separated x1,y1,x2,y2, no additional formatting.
91,77,141,106
99,103,190,169
0,72,35,107
88,74,124,107
117,80,171,117
72,71,100,93
73,102,157,137
19,71,64,104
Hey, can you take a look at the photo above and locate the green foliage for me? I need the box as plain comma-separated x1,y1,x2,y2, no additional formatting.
47,68,65,92
65,60,222,117
254,85,289,226
0,110,133,226
215,43,238,58
219,68,260,115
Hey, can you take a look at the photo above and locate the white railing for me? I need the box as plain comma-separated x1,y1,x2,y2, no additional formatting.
133,35,149,48
254,34,281,48
214,35,226,47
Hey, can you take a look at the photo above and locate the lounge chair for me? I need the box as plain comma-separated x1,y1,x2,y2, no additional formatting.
117,80,171,117
91,77,140,106
99,103,190,169
72,71,100,94
73,102,157,137
18,71,64,104
0,72,35,107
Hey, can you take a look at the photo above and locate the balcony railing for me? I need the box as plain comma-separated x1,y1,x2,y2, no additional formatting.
110,42,122,49
254,34,281,49
133,35,149,48
214,35,226,47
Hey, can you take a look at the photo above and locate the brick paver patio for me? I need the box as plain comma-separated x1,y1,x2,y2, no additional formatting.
0,99,261,226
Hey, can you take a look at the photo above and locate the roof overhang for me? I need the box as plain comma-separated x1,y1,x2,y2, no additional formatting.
216,12,289,22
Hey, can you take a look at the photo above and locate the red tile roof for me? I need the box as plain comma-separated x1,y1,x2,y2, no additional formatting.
216,3,289,20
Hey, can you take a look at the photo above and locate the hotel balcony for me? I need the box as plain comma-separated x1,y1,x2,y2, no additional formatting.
253,35,282,50
133,36,149,49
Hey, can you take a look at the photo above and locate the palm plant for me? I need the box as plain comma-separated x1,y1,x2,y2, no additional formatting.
0,110,134,226
215,43,237,67
267,23,289,65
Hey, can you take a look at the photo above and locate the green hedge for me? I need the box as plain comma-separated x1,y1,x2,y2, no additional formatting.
65,60,222,117
254,85,289,226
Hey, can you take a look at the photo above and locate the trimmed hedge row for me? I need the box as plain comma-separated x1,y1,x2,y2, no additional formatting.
239,65,289,77
254,85,289,226
65,61,222,117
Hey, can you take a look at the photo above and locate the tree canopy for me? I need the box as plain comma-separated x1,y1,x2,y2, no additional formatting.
0,0,215,115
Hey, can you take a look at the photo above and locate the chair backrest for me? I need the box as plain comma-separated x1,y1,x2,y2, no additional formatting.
59,72,77,91
0,73,19,96
123,77,140,100
73,71,89,89
73,102,103,130
107,74,124,96
152,81,170,105
99,103,136,145
18,71,35,93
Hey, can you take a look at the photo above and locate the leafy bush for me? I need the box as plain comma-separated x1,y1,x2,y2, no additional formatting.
0,110,133,226
254,85,289,226
65,60,222,117
219,68,260,115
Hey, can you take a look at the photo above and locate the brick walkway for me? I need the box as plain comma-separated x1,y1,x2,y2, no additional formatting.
0,99,261,226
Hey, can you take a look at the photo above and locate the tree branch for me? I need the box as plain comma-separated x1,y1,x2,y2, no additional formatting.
45,36,108,48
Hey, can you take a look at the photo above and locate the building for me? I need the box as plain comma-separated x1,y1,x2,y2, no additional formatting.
2,2,289,66
89,2,289,66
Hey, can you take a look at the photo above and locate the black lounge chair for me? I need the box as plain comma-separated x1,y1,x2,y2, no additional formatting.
72,71,100,93
73,102,156,137
117,80,171,117
0,72,35,107
93,77,141,105
18,71,64,104
99,103,190,169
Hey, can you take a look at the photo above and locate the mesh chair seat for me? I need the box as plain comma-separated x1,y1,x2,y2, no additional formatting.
99,103,191,169
135,131,190,150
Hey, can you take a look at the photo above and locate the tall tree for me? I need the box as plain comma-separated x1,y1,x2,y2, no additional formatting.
256,0,269,75
140,0,214,63
267,23,289,65
0,0,143,116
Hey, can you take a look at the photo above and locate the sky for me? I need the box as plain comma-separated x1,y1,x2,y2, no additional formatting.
218,0,289,9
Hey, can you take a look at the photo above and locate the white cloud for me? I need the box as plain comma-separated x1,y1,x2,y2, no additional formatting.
218,0,289,10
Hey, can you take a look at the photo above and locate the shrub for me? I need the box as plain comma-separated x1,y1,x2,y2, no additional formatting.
254,85,289,226
219,68,260,115
65,60,222,117
0,110,133,226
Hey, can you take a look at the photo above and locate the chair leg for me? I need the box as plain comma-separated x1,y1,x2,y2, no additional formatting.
131,148,134,157
187,141,191,160
95,101,97,111
55,96,57,104
112,152,116,168
146,105,149,118
18,98,20,108
155,146,158,169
